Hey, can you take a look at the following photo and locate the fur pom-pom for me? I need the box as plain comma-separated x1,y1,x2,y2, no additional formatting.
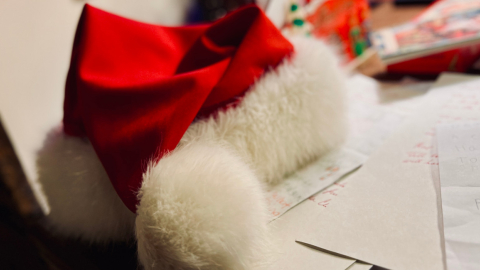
36,127,135,242
136,140,268,270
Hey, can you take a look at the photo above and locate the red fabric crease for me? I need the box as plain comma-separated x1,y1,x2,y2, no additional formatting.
63,4,293,212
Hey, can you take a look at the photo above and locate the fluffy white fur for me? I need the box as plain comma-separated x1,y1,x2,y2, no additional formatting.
136,141,268,270
136,37,347,269
36,36,347,269
36,127,135,242
180,36,347,184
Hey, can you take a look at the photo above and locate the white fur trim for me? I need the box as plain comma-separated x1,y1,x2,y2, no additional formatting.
180,36,347,184
136,37,347,269
36,36,347,269
136,140,268,270
36,127,135,242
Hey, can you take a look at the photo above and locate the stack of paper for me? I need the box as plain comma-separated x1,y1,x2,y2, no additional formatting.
437,123,480,269
264,74,435,269
267,73,480,270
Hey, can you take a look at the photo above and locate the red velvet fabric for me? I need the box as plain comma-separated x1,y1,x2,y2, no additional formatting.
64,4,293,212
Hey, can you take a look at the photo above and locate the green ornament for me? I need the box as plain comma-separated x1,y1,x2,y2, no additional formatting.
293,19,304,26
291,4,298,12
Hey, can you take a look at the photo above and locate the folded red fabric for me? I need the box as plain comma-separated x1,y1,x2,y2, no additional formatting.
63,4,293,212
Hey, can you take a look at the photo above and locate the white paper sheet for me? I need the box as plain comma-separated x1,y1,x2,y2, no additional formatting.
267,192,356,270
436,123,480,270
344,75,431,156
266,75,431,220
296,73,480,270
266,148,366,220
346,261,373,270
263,75,435,269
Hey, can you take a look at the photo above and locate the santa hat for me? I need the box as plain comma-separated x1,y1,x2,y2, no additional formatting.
37,4,347,269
